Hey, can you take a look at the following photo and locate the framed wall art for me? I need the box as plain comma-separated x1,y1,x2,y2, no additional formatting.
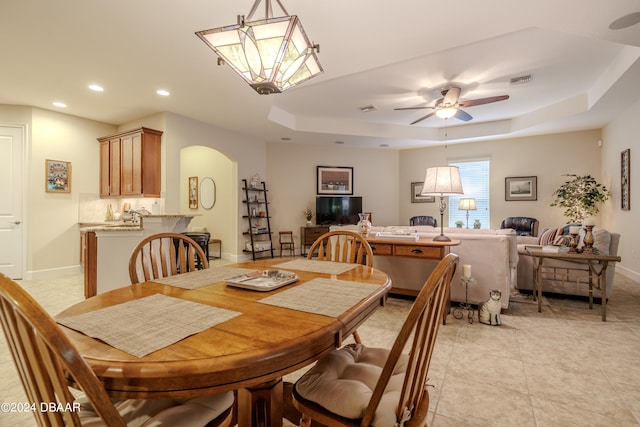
505,176,537,201
621,148,630,211
188,176,198,209
45,159,71,193
316,166,353,195
411,181,435,203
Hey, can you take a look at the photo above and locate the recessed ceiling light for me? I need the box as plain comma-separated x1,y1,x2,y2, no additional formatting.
156,89,170,96
52,102,67,108
88,84,104,92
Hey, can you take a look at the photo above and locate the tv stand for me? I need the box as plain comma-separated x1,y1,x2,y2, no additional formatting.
300,226,329,256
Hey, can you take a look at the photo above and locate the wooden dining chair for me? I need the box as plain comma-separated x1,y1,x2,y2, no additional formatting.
279,230,295,256
307,230,373,266
129,232,209,284
0,274,234,427
292,253,459,427
307,230,374,344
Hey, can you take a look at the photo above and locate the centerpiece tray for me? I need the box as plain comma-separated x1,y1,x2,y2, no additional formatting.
225,270,299,291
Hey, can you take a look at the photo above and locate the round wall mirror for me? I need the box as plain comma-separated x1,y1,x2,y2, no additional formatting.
200,177,216,209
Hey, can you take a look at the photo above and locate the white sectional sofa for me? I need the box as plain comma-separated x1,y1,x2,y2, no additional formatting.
330,225,518,309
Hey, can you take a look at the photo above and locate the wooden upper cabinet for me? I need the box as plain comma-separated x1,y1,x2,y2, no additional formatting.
98,127,163,198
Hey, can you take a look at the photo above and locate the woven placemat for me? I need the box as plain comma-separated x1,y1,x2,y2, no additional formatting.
273,259,358,275
258,278,376,317
151,266,255,289
57,294,241,357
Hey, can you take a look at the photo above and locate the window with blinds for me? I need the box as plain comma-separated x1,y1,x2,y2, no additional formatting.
448,159,490,228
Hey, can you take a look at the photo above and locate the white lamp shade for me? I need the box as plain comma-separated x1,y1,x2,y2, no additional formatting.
458,198,476,210
421,166,464,195
196,15,323,94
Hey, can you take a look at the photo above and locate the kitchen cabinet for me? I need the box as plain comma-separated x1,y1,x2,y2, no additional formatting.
98,127,163,198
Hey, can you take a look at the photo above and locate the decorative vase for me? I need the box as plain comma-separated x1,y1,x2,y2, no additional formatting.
357,213,372,237
473,219,481,229
306,220,312,226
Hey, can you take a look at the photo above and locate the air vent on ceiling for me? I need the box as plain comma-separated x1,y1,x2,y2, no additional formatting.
510,75,532,85
360,105,377,113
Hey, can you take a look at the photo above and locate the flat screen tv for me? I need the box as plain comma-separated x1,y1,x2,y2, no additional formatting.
316,196,363,225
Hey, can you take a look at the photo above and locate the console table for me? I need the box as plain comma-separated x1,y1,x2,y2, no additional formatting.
526,249,621,321
300,226,329,256
366,236,461,297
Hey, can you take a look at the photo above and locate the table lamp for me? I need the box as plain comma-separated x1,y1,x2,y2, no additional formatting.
458,198,476,228
421,166,464,241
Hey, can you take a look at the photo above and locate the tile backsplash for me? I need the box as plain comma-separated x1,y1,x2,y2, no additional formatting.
78,193,164,223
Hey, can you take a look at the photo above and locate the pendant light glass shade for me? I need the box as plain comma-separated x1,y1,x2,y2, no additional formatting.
196,2,322,95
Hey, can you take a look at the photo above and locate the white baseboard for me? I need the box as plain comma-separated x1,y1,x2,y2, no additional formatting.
25,265,83,281
616,265,640,283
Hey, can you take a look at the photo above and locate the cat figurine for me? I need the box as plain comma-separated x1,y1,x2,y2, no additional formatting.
478,290,502,326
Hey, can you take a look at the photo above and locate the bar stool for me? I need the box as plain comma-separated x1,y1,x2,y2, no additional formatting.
208,237,222,259
181,232,210,265
279,231,295,257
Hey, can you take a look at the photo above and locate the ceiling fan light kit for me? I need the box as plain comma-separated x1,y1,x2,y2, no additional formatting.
396,86,509,124
196,0,322,95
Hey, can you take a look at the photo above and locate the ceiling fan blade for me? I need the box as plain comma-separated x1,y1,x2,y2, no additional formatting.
454,109,473,121
410,112,436,125
443,87,461,105
459,95,509,108
394,106,434,111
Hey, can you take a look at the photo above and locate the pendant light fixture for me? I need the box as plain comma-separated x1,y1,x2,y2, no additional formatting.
195,0,323,95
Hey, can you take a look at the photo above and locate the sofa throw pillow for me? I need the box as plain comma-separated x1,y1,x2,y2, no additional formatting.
553,234,571,246
538,228,558,246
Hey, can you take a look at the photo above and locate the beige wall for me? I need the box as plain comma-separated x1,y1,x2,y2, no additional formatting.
266,143,400,249
31,109,114,275
399,129,603,230
602,97,640,281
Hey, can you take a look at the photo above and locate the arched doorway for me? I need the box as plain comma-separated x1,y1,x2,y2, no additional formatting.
180,146,236,260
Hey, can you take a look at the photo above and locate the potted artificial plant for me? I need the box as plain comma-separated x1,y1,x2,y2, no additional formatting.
550,174,611,223
303,208,313,226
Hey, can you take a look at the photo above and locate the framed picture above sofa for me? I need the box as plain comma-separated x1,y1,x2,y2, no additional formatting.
411,182,435,203
505,176,537,201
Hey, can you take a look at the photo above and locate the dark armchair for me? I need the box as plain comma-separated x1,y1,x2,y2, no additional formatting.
499,216,539,236
409,215,437,227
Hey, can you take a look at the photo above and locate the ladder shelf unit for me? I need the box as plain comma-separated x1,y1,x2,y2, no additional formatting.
242,179,274,260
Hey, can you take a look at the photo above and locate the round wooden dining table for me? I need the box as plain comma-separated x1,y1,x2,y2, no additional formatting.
57,258,391,427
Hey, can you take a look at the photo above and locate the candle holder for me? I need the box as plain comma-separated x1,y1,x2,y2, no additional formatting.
582,225,595,254
453,275,476,323
569,232,579,253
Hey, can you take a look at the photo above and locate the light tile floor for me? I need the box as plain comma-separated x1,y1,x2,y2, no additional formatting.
2,267,639,426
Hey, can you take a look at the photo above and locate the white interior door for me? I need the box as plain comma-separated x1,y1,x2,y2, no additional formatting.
0,126,24,279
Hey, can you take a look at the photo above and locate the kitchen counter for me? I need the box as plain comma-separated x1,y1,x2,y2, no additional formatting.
82,214,197,296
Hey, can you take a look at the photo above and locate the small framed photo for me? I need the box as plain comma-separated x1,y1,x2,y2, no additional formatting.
317,166,353,195
45,159,71,193
188,176,198,209
505,176,537,201
411,181,435,203
621,148,630,211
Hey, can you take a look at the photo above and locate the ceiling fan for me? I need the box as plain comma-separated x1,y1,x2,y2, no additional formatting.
395,87,509,125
